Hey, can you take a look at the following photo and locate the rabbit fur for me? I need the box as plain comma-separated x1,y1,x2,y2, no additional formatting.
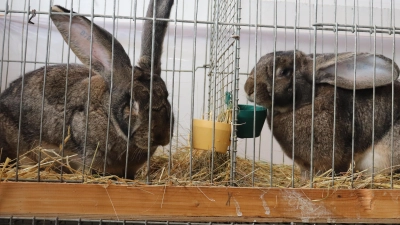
244,50,400,178
0,0,174,179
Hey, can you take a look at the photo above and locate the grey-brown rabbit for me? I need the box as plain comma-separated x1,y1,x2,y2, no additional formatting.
244,50,400,178
0,0,174,179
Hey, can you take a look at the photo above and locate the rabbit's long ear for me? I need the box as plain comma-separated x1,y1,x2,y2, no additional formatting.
138,0,174,75
50,5,131,87
315,53,399,90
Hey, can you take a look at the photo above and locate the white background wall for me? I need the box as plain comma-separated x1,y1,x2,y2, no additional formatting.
1,0,400,165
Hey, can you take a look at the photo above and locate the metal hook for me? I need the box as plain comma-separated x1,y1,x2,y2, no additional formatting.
28,9,37,24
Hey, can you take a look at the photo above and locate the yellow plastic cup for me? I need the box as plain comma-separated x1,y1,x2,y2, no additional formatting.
192,119,231,153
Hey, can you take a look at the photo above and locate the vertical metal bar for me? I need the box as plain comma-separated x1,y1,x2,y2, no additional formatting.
282,0,287,165
356,0,359,53
175,0,184,154
74,0,81,64
81,0,94,180
202,0,212,118
124,0,138,179
371,25,377,188
207,0,213,123
116,0,121,39
146,0,158,184
380,0,383,55
321,0,324,53
345,0,348,50
168,0,179,179
291,0,298,188
211,0,221,184
351,24,358,188
310,0,318,187
3,0,14,91
257,0,263,162
103,0,106,28
0,0,8,93
369,0,373,52
296,0,300,49
390,0,395,190
189,0,199,181
103,0,117,179
15,0,28,182
252,0,259,187
142,0,146,16
60,0,68,64
308,0,312,53
269,0,278,187
60,0,74,181
15,0,31,181
33,1,42,70
38,0,55,182
258,0,262,60
332,0,338,185
0,0,7,137
244,0,252,160
284,0,287,52
161,1,170,158
230,0,241,185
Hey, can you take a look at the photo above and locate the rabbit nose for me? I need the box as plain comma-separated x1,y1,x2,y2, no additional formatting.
246,93,255,102
153,127,171,146
132,101,139,115
151,106,173,146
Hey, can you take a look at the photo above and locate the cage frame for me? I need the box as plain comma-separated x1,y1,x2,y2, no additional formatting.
1,0,400,223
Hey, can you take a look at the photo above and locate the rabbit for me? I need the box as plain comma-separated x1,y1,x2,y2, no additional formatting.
244,50,400,178
0,0,174,179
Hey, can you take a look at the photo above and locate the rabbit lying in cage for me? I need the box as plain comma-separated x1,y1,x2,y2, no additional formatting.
0,0,174,179
244,50,400,178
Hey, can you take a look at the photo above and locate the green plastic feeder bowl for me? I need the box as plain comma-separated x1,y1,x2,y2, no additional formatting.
236,104,267,138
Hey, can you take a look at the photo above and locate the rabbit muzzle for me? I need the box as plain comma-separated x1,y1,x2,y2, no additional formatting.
151,103,173,146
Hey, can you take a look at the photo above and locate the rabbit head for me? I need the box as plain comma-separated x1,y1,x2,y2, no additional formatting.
244,51,311,113
245,50,399,113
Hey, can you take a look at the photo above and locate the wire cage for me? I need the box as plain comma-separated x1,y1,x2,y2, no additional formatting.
1,0,400,223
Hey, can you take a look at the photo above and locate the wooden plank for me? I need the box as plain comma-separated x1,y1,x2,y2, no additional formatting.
0,182,400,223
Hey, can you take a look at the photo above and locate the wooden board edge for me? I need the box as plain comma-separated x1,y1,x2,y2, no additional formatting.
0,182,399,223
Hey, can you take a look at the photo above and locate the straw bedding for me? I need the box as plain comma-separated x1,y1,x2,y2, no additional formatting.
1,145,399,189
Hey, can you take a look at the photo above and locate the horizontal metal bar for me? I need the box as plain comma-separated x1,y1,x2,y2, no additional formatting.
313,22,398,31
2,9,400,34
2,59,67,65
1,60,193,73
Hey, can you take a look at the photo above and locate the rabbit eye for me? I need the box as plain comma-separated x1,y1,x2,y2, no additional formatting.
280,68,292,77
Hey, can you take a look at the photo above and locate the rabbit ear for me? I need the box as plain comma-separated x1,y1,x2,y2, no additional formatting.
51,5,136,140
316,53,400,90
50,5,132,87
137,0,174,75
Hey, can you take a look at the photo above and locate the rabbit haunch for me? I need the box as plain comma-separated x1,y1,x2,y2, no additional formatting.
0,0,174,179
244,50,400,178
